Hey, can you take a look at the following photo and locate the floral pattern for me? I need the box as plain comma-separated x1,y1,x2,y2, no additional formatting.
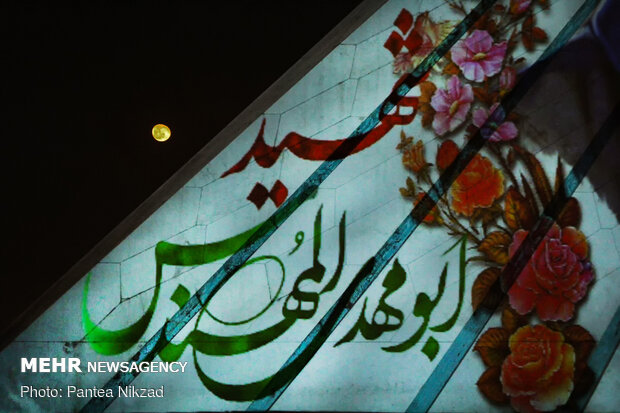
392,1,598,411
393,52,414,75
452,30,507,82
413,12,454,59
451,153,505,217
502,325,575,413
473,103,519,142
402,139,431,173
431,75,474,135
507,224,594,321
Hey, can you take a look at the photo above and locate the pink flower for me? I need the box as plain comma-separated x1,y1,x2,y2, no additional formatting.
473,103,518,142
510,0,532,15
500,66,517,95
452,30,507,82
430,75,474,136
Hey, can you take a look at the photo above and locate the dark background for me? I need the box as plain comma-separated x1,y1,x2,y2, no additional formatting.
2,1,363,336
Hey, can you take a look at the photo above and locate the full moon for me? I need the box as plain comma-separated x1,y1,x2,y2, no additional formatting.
152,124,171,142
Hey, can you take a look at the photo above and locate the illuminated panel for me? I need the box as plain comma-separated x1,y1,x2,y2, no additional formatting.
2,1,619,412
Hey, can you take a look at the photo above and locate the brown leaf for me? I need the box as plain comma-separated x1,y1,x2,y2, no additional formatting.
400,177,416,198
478,231,512,265
507,28,519,54
400,177,417,198
557,197,581,228
501,307,527,333
505,186,535,231
563,325,596,363
477,366,508,404
520,174,539,217
473,13,498,35
406,176,415,191
396,130,414,151
515,146,553,207
472,267,502,310
532,27,548,42
473,13,489,32
507,149,516,168
475,327,511,367
472,203,502,227
486,19,498,35
521,16,547,51
521,15,534,51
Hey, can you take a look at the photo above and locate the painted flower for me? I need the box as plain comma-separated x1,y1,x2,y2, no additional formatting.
501,325,575,413
452,30,507,82
402,140,431,173
412,12,454,58
388,12,453,70
507,224,594,321
510,0,533,15
393,52,414,75
500,66,517,95
473,103,519,142
430,75,474,136
436,139,459,169
451,153,504,216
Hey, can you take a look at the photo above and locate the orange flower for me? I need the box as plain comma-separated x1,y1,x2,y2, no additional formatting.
402,140,430,174
450,153,504,216
414,192,441,224
501,325,575,412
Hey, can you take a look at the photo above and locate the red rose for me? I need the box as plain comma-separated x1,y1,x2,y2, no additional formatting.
501,325,575,413
507,224,594,321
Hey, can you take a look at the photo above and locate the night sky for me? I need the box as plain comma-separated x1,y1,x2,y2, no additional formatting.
2,1,364,338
